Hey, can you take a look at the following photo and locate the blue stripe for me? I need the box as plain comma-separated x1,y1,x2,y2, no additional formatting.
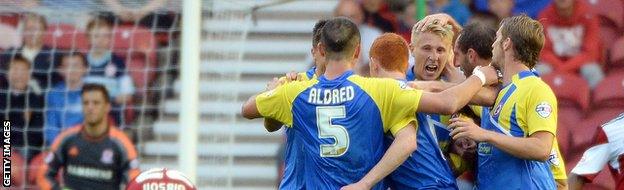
518,70,537,79
509,104,524,137
406,65,416,81
494,84,517,122
306,66,316,79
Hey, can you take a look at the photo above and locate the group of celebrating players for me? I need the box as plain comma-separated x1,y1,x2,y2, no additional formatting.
241,12,622,190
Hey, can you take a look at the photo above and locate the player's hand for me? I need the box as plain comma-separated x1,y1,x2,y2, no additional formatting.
475,66,499,86
415,13,452,31
449,117,490,142
340,182,371,190
442,54,465,83
284,71,299,82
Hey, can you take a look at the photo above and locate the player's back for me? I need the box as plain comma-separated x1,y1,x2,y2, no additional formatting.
257,70,421,189
294,71,386,189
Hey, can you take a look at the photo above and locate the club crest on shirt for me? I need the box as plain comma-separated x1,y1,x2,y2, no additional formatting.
535,102,552,118
101,149,114,164
491,104,502,117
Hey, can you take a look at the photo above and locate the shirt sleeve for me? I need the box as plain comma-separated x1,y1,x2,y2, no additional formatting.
383,80,422,135
525,84,558,136
39,137,67,190
255,84,295,127
571,128,611,181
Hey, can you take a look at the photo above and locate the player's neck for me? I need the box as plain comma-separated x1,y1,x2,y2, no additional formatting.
324,60,352,80
84,119,109,139
502,60,530,85
379,69,406,80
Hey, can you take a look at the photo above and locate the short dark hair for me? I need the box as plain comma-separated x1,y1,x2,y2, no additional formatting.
60,51,88,67
82,83,110,103
457,23,496,60
500,15,545,68
9,55,31,70
320,17,361,60
312,19,328,46
86,15,114,34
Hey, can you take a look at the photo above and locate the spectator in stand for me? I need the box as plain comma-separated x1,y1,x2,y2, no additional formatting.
389,0,418,41
429,0,472,26
83,16,135,126
0,13,59,91
473,0,551,19
102,0,176,31
488,0,514,24
45,52,87,146
536,0,604,88
361,0,398,33
0,56,44,162
335,0,382,76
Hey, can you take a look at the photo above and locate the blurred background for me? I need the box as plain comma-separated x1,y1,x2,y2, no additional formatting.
0,0,623,189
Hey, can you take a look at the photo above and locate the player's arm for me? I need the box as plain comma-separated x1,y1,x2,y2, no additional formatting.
409,81,498,106
242,94,262,119
242,77,284,119
113,131,141,183
38,137,67,190
417,66,499,115
343,122,417,189
568,128,611,190
449,116,555,161
260,72,304,131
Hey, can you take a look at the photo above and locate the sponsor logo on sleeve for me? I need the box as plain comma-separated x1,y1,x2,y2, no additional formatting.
535,102,552,118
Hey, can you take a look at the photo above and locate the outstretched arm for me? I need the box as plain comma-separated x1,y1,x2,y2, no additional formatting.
409,81,499,106
417,66,499,115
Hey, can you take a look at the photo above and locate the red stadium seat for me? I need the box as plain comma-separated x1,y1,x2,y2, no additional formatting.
588,0,624,28
44,24,89,51
592,72,624,107
600,26,619,62
112,26,158,95
542,73,590,157
609,37,624,73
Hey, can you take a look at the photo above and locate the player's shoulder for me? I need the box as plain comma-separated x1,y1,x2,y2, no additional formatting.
108,127,138,158
348,75,408,89
524,77,556,98
50,125,83,150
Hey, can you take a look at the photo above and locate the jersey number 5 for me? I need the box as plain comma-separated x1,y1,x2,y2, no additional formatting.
316,106,350,157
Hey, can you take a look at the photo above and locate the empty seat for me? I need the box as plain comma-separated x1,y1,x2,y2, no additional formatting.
112,26,157,95
43,24,89,51
542,73,590,157
593,71,624,107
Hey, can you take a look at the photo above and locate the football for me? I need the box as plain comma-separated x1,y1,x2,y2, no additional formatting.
126,168,197,190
